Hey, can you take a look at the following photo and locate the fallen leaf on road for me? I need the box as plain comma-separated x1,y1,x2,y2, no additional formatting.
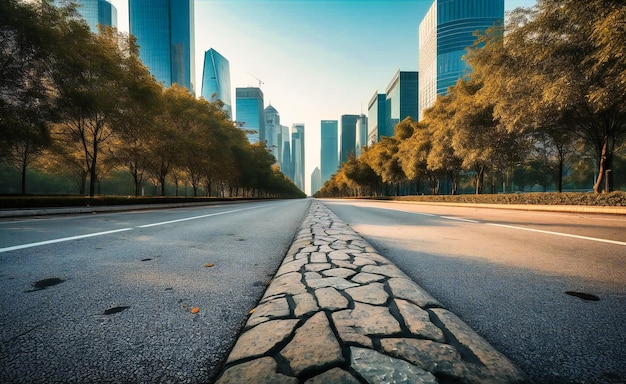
248,307,256,315
191,307,200,314
204,263,215,268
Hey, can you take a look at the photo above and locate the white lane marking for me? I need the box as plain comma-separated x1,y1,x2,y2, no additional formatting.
0,228,133,253
138,207,254,228
0,205,268,253
487,223,626,246
440,216,479,223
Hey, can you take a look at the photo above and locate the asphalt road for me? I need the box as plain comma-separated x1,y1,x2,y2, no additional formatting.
322,199,626,384
0,199,311,383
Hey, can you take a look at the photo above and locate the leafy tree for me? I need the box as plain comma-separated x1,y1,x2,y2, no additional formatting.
470,1,626,193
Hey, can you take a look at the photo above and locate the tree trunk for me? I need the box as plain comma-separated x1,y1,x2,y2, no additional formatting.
593,138,611,193
20,144,28,195
475,166,485,195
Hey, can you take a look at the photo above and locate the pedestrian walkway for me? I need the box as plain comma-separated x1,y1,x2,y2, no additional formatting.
215,201,529,383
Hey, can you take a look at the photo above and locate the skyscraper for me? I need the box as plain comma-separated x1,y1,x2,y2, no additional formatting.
340,114,358,165
280,125,293,181
385,70,418,135
129,0,195,92
201,48,231,118
56,0,117,33
291,124,305,191
264,105,281,162
320,120,339,185
418,0,504,119
311,167,322,196
236,87,265,144
367,92,386,144
356,114,368,157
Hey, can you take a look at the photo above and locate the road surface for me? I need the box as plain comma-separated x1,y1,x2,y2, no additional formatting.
323,199,626,384
0,199,311,383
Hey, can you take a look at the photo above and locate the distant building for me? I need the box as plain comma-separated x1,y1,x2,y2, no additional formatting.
310,167,322,196
201,48,231,118
340,114,358,165
291,124,305,191
385,70,418,135
356,114,368,157
367,93,386,144
129,0,195,92
418,0,504,119
264,105,281,163
280,125,293,180
236,87,265,144
320,120,339,185
56,0,117,33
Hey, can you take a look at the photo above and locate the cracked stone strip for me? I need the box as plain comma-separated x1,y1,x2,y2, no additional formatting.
215,200,530,384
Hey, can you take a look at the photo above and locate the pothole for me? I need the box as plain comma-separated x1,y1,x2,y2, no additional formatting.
103,306,130,315
565,291,600,301
26,277,65,292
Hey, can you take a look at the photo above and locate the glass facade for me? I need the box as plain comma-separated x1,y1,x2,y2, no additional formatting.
310,167,322,196
280,125,293,181
236,87,265,144
385,71,418,136
201,48,232,118
367,92,386,145
419,0,503,119
56,0,117,33
264,105,281,163
129,0,195,92
291,124,305,191
340,114,358,165
356,114,368,157
320,120,339,185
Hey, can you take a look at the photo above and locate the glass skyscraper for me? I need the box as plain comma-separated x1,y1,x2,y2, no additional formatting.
355,114,368,157
320,120,339,185
367,93,386,144
129,0,195,92
236,87,265,144
56,0,117,33
385,70,418,136
340,114,358,165
201,48,231,118
264,105,281,162
418,0,504,119
291,124,305,191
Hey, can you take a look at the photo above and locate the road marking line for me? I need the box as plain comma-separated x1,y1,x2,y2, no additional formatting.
440,216,479,223
0,228,133,253
1,205,267,253
486,223,626,246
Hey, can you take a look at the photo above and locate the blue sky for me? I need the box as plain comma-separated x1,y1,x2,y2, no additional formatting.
109,0,537,194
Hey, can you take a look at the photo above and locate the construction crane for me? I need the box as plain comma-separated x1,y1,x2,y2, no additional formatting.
248,72,264,88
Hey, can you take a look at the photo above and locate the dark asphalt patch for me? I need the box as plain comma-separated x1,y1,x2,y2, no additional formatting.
26,277,65,292
565,291,600,301
103,306,130,315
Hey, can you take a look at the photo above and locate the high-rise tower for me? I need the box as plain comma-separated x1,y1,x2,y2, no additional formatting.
56,0,117,33
367,92,386,144
291,123,305,191
320,120,339,185
201,48,231,118
418,0,504,119
385,70,418,135
236,87,265,144
340,114,358,165
129,0,195,92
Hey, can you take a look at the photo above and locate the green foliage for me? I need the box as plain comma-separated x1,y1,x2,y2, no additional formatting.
0,1,301,199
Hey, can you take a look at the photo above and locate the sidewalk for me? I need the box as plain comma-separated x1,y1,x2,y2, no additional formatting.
214,201,530,384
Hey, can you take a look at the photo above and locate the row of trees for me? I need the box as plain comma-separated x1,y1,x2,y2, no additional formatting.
0,0,304,198
317,0,625,197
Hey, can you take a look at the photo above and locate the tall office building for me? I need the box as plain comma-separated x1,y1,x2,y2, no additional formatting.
280,125,293,181
311,167,322,196
418,0,504,119
340,114,359,165
236,87,265,144
264,105,281,162
355,114,368,157
56,0,117,33
367,92,386,144
201,48,231,118
385,71,418,135
291,124,305,191
129,0,195,92
320,120,339,185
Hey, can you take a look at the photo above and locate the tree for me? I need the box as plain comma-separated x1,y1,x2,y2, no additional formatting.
0,0,63,193
469,1,626,193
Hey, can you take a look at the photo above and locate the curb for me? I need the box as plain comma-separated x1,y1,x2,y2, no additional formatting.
215,200,530,383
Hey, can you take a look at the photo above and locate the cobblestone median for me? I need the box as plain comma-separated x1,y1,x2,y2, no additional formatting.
215,200,529,384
